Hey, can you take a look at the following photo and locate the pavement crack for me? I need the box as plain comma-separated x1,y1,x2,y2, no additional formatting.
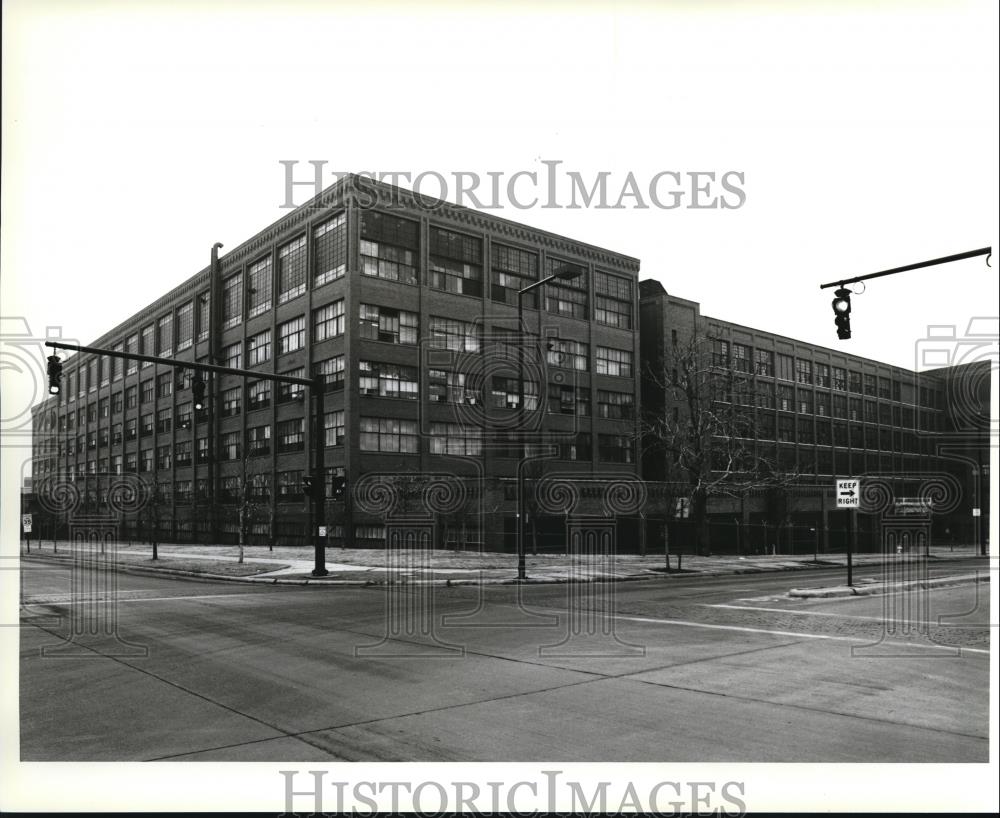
20,620,345,761
605,639,805,678
622,674,989,742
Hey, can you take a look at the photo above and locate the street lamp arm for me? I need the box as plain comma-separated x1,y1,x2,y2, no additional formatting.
519,271,567,297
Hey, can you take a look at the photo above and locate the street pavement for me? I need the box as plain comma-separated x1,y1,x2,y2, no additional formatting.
19,555,991,762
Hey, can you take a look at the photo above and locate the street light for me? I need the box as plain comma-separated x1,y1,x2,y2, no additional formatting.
516,264,583,580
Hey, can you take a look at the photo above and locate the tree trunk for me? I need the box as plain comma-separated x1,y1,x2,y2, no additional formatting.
238,505,246,564
662,520,671,573
691,489,710,555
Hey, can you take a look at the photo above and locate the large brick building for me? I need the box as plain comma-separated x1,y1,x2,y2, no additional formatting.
29,176,989,554
29,176,643,552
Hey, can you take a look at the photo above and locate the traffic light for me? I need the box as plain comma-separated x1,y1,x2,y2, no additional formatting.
47,355,63,394
831,287,852,340
302,473,323,500
192,373,206,410
332,475,346,500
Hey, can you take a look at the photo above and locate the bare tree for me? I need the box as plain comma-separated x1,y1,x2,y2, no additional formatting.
641,333,798,555
235,451,271,564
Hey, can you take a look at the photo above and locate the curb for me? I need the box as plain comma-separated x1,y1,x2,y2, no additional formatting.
21,551,986,589
788,573,990,598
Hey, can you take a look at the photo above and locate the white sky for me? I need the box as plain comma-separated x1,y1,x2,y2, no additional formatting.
2,1,998,813
3,1,997,374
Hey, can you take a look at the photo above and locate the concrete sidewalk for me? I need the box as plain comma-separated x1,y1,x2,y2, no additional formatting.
19,539,986,586
789,571,991,599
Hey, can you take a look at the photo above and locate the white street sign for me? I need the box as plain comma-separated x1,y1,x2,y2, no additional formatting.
318,526,328,537
972,508,981,517
836,478,860,508
22,514,33,533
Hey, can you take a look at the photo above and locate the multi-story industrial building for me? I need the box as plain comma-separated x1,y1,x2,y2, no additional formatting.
639,280,990,553
29,176,643,552
28,176,989,555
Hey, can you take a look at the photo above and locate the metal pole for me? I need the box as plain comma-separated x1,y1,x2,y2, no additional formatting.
819,247,990,290
45,341,312,387
311,376,328,577
847,510,855,587
208,242,223,546
517,293,526,581
978,464,987,557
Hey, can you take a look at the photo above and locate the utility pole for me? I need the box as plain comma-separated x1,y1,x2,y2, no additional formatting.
515,265,582,581
208,242,223,543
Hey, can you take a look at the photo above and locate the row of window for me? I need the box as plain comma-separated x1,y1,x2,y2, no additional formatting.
362,213,634,326
35,443,939,483
726,384,930,426
61,287,634,400
355,418,633,462
40,403,940,467
41,416,631,467
708,339,941,407
48,372,633,443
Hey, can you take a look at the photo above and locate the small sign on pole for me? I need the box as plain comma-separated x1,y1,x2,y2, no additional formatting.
318,526,328,537
836,478,861,509
22,514,33,533
972,508,981,517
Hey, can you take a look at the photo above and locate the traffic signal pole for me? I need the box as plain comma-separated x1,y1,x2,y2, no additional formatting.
44,340,332,576
311,377,328,577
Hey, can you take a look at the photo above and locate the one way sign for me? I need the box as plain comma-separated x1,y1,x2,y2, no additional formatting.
836,478,861,508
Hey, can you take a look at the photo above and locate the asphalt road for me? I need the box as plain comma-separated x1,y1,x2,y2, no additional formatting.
19,557,991,762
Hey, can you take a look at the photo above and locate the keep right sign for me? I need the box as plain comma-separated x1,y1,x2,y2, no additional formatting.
836,478,861,508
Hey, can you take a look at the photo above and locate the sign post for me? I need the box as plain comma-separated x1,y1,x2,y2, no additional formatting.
22,514,33,552
836,479,861,586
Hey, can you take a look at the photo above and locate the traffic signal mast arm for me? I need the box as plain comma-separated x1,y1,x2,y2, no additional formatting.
45,338,334,577
818,247,991,290
820,246,990,342
44,341,314,388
